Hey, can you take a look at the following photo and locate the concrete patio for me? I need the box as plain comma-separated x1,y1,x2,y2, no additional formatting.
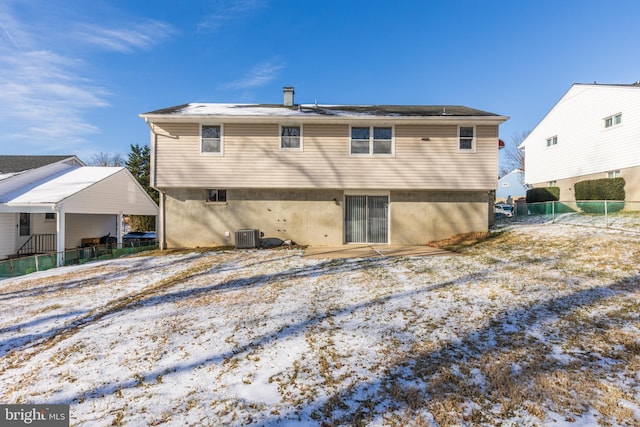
303,245,454,259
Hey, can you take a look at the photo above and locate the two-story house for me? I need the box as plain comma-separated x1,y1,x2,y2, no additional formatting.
520,82,640,201
140,88,508,249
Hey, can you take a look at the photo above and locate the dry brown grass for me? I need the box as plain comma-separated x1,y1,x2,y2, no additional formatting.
427,231,492,251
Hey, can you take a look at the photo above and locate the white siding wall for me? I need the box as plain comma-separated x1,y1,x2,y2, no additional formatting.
31,213,57,234
65,214,116,249
62,169,157,215
524,85,640,185
0,213,15,259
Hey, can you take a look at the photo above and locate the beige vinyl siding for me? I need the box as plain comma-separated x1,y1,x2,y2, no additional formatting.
154,122,499,190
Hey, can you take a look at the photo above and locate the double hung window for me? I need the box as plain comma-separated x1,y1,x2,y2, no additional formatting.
281,126,301,149
350,126,393,155
201,125,222,154
458,126,475,151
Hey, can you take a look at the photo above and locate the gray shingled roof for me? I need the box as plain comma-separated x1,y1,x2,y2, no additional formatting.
143,103,501,117
0,155,78,174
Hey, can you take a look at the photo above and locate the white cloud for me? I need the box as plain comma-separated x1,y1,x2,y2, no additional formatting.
0,3,172,154
222,60,284,90
74,20,175,53
198,0,267,31
0,49,109,150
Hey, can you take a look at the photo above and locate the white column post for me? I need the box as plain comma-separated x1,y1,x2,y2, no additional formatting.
56,208,66,267
117,213,123,249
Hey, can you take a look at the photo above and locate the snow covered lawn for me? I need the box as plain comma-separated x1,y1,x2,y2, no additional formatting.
1,224,639,426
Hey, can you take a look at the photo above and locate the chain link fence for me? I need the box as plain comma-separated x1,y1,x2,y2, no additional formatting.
0,242,158,279
497,200,640,232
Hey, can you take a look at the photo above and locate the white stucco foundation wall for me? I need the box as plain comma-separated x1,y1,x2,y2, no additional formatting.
161,188,491,248
390,191,491,245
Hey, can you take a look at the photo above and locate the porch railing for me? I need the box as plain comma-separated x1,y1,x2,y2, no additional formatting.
16,234,57,257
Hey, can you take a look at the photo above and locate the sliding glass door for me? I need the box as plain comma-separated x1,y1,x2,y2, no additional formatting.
344,195,388,244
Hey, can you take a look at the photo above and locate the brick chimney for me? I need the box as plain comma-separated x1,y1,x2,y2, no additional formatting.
283,87,295,106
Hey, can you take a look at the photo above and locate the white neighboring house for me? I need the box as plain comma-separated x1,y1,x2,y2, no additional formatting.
0,155,158,266
496,169,528,202
520,82,640,201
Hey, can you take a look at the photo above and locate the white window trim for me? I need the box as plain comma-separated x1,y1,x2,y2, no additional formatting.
201,124,224,155
457,125,476,153
279,124,303,151
545,135,558,149
603,113,622,129
349,125,395,156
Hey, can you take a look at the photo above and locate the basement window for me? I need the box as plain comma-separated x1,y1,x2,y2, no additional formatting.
206,189,227,203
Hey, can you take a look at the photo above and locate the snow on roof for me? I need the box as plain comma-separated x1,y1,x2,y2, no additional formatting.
0,172,19,181
142,103,502,118
3,166,122,205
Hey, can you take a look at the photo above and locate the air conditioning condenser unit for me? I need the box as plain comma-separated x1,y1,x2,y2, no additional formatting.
235,229,260,249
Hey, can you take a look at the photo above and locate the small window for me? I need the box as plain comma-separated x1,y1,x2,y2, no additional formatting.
206,189,227,202
350,126,393,155
604,113,622,128
549,180,557,187
45,212,55,220
202,125,222,154
458,126,475,151
546,136,558,147
19,213,30,236
281,126,301,149
608,170,621,178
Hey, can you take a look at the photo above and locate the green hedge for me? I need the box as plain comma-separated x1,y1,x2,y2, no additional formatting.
526,187,560,213
575,178,625,200
526,187,560,203
575,178,625,213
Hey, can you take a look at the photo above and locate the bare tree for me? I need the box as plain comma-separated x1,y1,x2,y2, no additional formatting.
499,130,529,178
87,152,125,167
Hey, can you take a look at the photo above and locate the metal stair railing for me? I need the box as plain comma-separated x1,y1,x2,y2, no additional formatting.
16,234,57,257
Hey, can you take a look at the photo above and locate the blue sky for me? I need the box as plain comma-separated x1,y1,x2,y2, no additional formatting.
1,0,639,164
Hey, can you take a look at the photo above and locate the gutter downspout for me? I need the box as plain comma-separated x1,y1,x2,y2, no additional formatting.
145,118,166,250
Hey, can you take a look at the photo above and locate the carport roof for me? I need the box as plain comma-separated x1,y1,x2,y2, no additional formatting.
2,167,122,204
